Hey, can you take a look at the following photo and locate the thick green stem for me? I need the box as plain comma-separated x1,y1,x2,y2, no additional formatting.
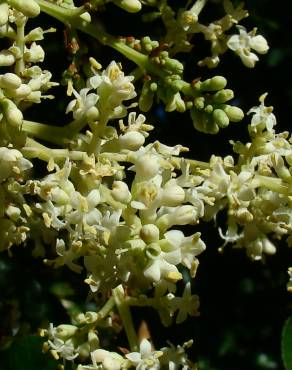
22,118,88,146
112,285,138,352
23,137,86,162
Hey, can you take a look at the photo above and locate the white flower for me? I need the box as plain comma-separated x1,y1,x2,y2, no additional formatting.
24,42,45,63
227,26,269,68
164,230,206,271
126,339,162,370
48,338,79,361
0,147,32,182
66,88,99,122
247,93,276,132
87,61,136,118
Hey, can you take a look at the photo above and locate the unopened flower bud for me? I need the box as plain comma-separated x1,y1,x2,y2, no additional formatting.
194,97,205,110
85,106,99,122
0,50,16,66
213,89,234,103
8,0,40,18
112,181,131,203
0,73,22,90
139,80,154,112
161,184,185,206
140,224,160,243
146,242,161,259
135,154,160,180
198,76,227,92
55,324,78,340
112,0,142,13
0,98,23,127
222,105,244,122
6,205,21,221
119,131,145,151
213,109,229,128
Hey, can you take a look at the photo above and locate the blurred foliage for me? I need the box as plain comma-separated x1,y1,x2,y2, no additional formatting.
282,316,292,370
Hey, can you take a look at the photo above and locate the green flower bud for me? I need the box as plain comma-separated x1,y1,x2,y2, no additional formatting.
213,89,234,103
213,109,229,128
199,76,227,92
112,0,142,13
194,97,205,110
164,57,184,75
85,106,99,123
0,73,22,90
0,3,9,27
222,105,244,122
191,108,219,134
204,104,213,114
8,0,40,18
0,98,23,127
139,81,154,112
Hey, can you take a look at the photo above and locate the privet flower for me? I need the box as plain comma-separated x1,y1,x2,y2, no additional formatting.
227,26,269,67
126,339,163,370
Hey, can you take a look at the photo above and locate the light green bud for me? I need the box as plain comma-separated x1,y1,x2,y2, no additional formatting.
204,104,213,114
85,106,99,122
213,89,234,103
213,109,229,128
55,324,78,340
6,205,21,221
0,98,23,127
112,0,142,13
88,331,99,349
8,0,40,18
199,76,227,92
194,97,205,110
140,224,160,243
222,105,244,122
164,58,184,75
139,81,154,112
0,73,22,90
119,131,145,150
0,3,9,26
85,311,99,323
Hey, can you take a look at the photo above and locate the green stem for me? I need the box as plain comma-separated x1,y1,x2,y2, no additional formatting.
15,16,26,75
22,118,88,145
251,175,291,195
36,0,194,95
23,137,86,162
112,285,138,352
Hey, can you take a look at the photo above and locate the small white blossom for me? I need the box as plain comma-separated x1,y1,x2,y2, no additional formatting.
126,339,162,370
66,88,99,122
227,26,269,68
247,93,276,132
